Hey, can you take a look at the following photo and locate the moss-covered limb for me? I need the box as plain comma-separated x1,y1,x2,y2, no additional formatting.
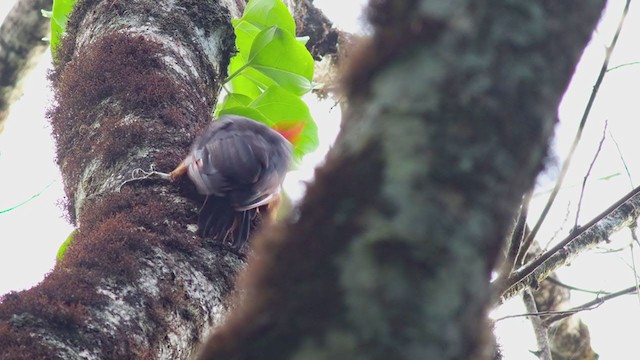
0,0,51,135
50,0,237,221
0,0,245,358
197,1,605,359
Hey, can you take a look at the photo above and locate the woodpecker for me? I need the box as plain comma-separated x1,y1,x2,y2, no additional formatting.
170,115,293,251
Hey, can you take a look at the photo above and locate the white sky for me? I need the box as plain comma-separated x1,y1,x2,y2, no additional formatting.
1,1,639,359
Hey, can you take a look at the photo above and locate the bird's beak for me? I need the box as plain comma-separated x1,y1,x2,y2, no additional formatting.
169,160,189,181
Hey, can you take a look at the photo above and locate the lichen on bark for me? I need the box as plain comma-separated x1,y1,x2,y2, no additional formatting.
198,1,606,359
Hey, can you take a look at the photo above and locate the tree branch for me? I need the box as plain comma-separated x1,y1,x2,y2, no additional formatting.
523,289,552,360
197,1,606,359
523,0,631,248
502,185,640,300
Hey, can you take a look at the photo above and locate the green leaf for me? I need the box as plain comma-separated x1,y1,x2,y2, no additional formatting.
219,0,318,162
239,64,278,90
232,19,262,60
57,229,77,262
218,106,271,124
251,67,313,95
243,0,295,36
227,56,263,97
50,0,77,54
215,93,254,116
249,86,318,161
220,93,253,108
246,26,314,95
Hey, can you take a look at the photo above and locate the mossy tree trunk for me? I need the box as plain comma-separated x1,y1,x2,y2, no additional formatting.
199,1,606,359
0,0,606,359
1,0,244,358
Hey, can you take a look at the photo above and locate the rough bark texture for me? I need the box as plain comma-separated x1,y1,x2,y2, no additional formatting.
0,0,244,358
0,0,51,134
198,1,606,359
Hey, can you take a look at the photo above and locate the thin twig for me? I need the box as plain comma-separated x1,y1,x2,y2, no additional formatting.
629,226,640,306
608,129,634,188
543,202,571,250
523,0,631,250
497,284,637,325
574,120,608,230
542,285,637,326
511,192,533,267
509,192,533,271
0,181,55,214
523,289,552,360
495,301,604,323
607,61,640,72
545,276,611,295
491,192,533,300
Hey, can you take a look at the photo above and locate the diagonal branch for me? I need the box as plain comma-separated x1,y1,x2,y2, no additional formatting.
522,0,632,252
501,185,640,301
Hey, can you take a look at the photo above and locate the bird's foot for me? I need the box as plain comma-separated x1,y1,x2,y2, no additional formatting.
117,165,172,191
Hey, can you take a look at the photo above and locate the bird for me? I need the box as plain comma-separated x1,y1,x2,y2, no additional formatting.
169,114,293,252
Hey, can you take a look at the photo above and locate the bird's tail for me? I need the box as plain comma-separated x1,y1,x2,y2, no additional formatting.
198,196,261,251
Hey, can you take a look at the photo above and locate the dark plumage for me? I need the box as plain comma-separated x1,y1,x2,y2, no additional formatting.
177,115,292,251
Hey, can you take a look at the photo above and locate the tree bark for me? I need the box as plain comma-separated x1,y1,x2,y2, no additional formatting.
1,0,244,358
198,1,606,359
0,0,607,359
0,0,51,135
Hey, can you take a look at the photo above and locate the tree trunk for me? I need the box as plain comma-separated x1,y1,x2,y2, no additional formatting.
0,0,607,359
198,1,606,359
1,0,244,358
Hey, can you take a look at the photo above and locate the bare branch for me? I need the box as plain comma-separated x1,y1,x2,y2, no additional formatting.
608,129,634,188
524,0,631,247
523,289,552,360
542,285,637,326
492,192,532,297
545,276,610,295
574,120,608,230
502,185,640,300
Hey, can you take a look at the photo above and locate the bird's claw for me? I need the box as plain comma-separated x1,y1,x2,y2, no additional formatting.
117,166,172,192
